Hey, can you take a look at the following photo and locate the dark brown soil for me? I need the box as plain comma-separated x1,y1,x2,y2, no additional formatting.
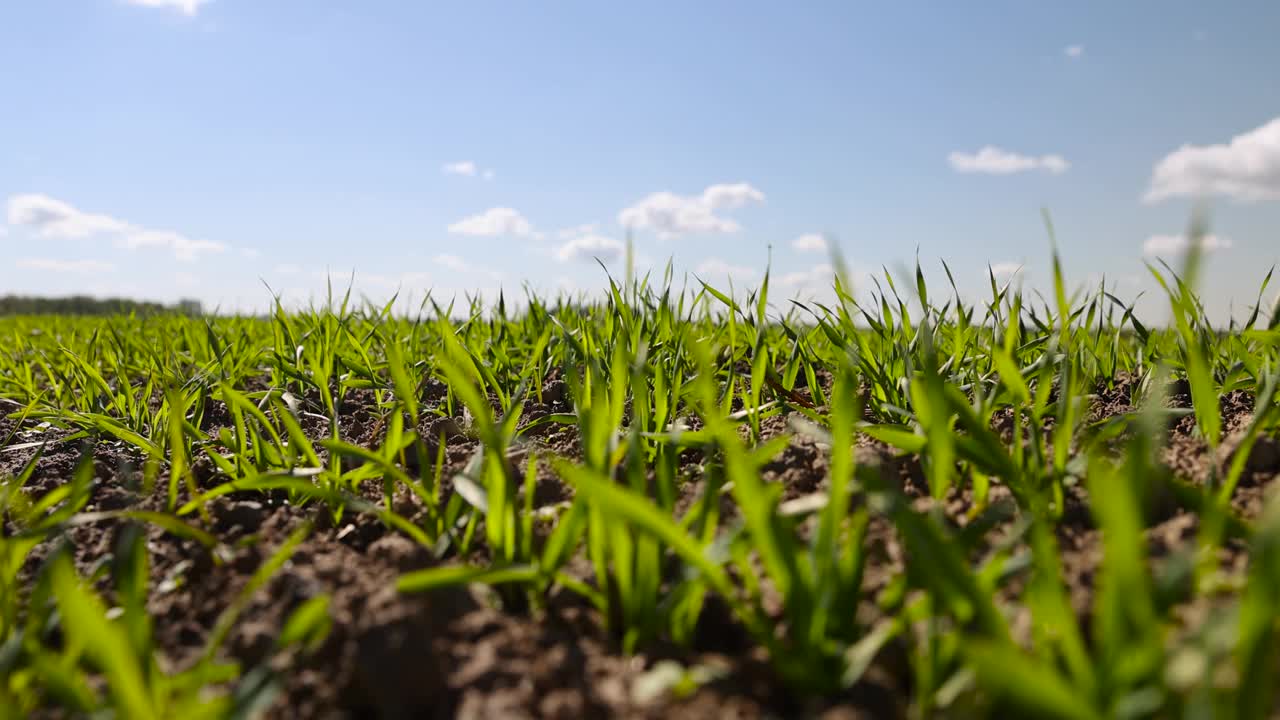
3,377,1277,719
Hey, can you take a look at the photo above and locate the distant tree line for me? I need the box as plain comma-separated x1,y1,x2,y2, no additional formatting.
0,295,203,317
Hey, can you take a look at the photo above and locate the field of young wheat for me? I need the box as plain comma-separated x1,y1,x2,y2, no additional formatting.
2,245,1279,718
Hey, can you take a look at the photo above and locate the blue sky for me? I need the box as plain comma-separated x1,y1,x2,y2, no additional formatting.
2,1,1279,319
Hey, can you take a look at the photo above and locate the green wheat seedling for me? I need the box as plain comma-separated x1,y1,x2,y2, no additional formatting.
0,219,1278,716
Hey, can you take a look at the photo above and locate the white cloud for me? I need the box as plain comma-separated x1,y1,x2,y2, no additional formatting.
778,263,835,289
442,161,495,180
791,233,828,253
619,182,765,238
16,258,117,275
240,248,261,259
174,271,199,287
447,207,533,237
123,0,210,16
700,183,766,210
8,194,130,238
1064,45,1084,58
555,234,624,263
948,147,1070,175
775,263,869,302
442,161,477,177
273,263,499,302
558,223,599,239
1143,233,1233,257
384,271,435,290
990,262,1024,278
433,253,471,272
6,193,226,261
86,281,143,298
117,229,226,262
695,257,758,281
424,254,504,281
310,269,433,291
1144,116,1280,203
